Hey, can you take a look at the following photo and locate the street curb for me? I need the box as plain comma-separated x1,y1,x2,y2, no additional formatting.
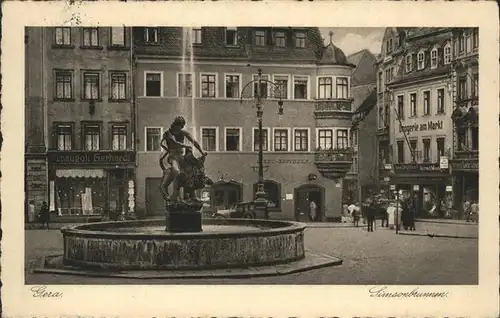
398,231,478,240
33,251,343,279
415,219,478,226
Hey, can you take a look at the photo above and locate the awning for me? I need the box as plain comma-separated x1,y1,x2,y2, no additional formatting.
56,169,106,179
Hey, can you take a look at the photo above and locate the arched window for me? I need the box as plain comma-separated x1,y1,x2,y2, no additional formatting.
417,50,425,70
444,44,452,65
405,54,412,73
253,180,281,210
430,48,438,69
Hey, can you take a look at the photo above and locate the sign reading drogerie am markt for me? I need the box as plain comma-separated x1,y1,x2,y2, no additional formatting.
48,151,135,165
399,120,444,134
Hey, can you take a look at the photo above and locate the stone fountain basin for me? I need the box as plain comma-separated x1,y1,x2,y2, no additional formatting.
61,218,306,270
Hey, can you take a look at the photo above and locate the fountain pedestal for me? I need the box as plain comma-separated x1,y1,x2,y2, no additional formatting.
165,200,203,233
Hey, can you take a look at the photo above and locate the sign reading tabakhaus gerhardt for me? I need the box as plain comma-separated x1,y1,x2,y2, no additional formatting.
48,151,135,165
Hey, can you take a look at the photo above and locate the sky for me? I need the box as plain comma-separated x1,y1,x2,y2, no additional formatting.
319,27,385,57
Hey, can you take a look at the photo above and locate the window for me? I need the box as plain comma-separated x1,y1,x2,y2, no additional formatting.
437,89,445,114
252,181,281,209
423,139,431,162
111,125,127,150
83,72,100,100
225,128,241,151
56,124,72,150
293,129,308,151
178,73,193,97
274,75,288,99
430,49,438,68
225,27,237,46
145,72,162,97
417,51,425,70
144,28,158,43
472,29,479,49
378,108,384,129
397,95,404,119
457,126,467,151
458,77,467,100
55,27,71,46
410,93,417,117
82,28,99,47
405,54,412,72
253,128,269,151
336,129,349,149
384,68,393,84
466,31,472,53
471,126,478,150
55,71,73,100
436,137,445,157
318,77,332,99
384,104,390,127
253,74,269,99
444,44,452,64
145,127,162,151
350,130,358,147
378,72,383,92
471,73,479,98
295,32,306,48
386,38,393,54
110,27,125,46
459,32,465,52
275,32,286,47
201,74,216,98
317,129,333,150
192,28,202,45
225,74,240,98
110,73,126,100
201,128,217,152
293,76,308,99
336,77,349,99
255,31,265,46
83,124,100,151
409,140,417,162
273,129,289,151
423,91,430,115
397,141,404,163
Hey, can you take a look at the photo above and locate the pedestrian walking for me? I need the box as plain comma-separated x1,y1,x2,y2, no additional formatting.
409,194,417,231
309,200,317,222
470,200,479,223
464,199,472,222
365,197,376,232
38,201,50,230
349,202,360,227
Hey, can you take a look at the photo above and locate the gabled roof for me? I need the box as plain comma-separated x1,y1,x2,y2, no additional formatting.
347,49,369,67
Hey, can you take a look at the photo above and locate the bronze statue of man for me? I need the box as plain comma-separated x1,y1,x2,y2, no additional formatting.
159,116,206,201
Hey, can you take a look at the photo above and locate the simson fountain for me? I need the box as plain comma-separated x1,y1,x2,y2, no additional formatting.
37,28,340,278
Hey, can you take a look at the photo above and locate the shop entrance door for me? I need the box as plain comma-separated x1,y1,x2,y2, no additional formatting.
294,184,324,221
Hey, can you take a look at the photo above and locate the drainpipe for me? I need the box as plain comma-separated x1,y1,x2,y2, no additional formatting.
130,28,137,216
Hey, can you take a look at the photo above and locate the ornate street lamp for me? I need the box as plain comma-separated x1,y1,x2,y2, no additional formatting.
240,68,284,215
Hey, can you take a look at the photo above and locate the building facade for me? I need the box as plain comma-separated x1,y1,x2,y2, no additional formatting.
133,27,355,220
387,28,454,217
450,28,479,208
25,27,135,220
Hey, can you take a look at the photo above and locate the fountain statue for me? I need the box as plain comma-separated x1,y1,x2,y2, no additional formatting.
158,116,211,232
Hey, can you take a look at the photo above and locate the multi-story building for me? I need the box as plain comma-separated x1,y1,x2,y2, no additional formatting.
450,27,479,207
134,27,355,221
25,27,135,220
348,49,378,203
387,28,454,217
375,28,410,193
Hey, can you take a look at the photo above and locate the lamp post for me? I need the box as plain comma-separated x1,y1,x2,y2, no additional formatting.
240,68,284,215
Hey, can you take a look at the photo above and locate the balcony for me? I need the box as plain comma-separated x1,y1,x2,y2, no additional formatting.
314,148,354,178
314,99,353,119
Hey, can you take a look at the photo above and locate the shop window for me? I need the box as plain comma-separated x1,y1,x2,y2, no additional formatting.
273,129,289,152
55,27,71,46
201,127,217,152
336,129,349,149
253,74,269,99
55,124,73,151
145,72,162,97
225,128,241,151
253,128,270,151
225,27,238,46
317,129,333,150
111,124,127,150
294,32,306,48
55,71,73,100
110,72,126,100
336,77,349,99
225,74,240,98
110,27,125,47
145,127,162,151
83,123,101,151
178,73,193,97
253,180,281,210
293,76,308,99
82,72,100,100
294,129,308,151
318,77,332,99
201,74,216,98
212,182,242,209
82,28,99,47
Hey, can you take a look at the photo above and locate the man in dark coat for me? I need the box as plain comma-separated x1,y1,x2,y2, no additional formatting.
365,197,376,232
38,201,50,230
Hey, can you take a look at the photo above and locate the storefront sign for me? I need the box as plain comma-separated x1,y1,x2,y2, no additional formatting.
399,120,444,134
285,193,294,200
393,163,446,174
450,159,479,171
390,185,396,190
446,186,453,192
384,164,392,170
384,177,390,182
48,151,135,165
439,156,449,169
413,185,420,191
261,159,310,164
